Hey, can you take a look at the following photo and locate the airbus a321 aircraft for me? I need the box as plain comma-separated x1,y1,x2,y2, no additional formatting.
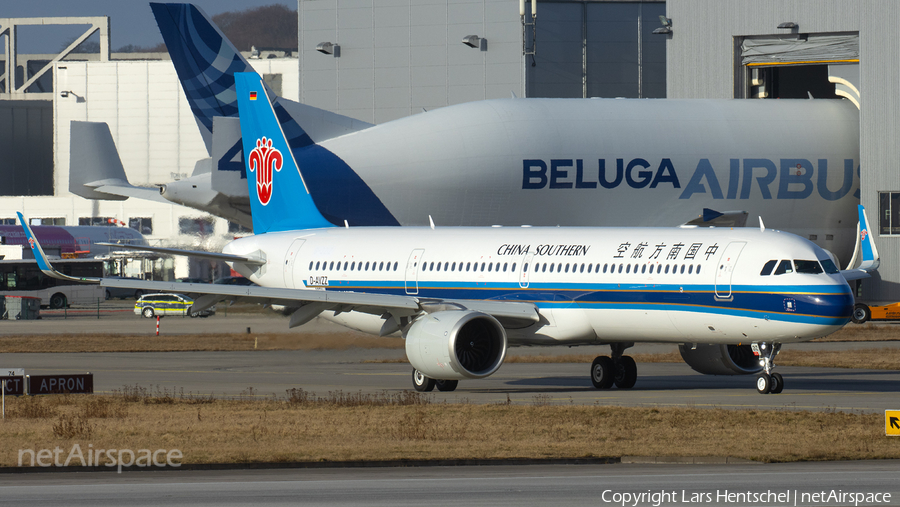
24,74,878,395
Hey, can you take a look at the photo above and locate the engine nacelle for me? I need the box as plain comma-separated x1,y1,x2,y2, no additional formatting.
678,344,762,375
405,311,507,380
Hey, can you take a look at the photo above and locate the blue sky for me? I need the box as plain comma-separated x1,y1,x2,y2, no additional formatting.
4,1,296,54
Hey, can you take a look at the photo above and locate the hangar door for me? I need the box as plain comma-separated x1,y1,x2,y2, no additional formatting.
739,33,858,101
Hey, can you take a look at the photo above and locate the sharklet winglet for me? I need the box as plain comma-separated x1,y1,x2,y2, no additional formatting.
17,212,100,284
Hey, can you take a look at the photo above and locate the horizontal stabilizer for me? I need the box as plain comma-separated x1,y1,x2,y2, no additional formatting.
683,209,749,228
69,121,167,203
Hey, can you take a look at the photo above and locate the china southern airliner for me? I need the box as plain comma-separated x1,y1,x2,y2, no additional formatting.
24,73,877,395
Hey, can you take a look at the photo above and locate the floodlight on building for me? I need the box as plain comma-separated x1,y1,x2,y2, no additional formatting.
316,42,340,57
777,22,798,29
653,16,672,35
462,35,488,51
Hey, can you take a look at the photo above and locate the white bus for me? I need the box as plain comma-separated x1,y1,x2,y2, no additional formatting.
0,259,107,308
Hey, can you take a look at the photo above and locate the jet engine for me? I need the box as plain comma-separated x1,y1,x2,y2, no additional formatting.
678,344,762,375
405,311,507,380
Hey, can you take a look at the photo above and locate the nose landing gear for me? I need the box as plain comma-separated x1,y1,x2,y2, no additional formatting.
753,342,783,394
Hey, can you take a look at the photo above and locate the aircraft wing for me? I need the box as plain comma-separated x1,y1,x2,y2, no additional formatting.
95,242,265,266
104,277,539,332
20,212,538,328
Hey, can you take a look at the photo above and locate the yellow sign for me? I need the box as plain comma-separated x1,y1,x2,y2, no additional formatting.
887,410,900,436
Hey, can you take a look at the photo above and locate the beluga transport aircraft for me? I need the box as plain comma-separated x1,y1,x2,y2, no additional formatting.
25,73,879,395
69,3,862,268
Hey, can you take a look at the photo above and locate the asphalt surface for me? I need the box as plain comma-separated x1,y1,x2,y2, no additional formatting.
3,311,900,411
3,346,899,412
1,461,898,506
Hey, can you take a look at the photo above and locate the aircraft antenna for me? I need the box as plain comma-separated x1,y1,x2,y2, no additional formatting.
759,217,765,232
344,220,349,228
429,215,435,230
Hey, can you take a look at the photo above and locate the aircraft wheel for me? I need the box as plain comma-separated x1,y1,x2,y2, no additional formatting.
105,289,112,300
435,379,459,392
614,356,637,389
590,356,615,389
770,372,784,394
142,307,155,319
134,289,144,300
851,303,871,324
412,369,435,392
756,374,771,394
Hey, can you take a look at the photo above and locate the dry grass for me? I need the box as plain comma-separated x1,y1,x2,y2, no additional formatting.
2,388,897,467
0,332,403,353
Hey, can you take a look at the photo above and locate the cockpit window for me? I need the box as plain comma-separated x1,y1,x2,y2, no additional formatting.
819,258,839,274
773,260,793,275
794,260,823,274
760,260,777,276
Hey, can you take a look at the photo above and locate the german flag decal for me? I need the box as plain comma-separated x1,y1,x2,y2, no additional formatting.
249,91,257,101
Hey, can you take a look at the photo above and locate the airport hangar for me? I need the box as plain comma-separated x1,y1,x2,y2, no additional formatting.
1,0,898,305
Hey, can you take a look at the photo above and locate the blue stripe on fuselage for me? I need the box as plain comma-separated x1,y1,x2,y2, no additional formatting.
308,280,854,325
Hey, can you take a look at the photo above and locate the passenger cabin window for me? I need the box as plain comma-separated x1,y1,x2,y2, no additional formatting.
760,260,777,276
794,260,823,274
819,258,839,274
773,260,793,275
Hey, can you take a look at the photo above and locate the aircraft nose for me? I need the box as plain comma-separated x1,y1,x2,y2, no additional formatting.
800,285,854,325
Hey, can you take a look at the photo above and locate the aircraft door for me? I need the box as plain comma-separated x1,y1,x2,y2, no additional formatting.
405,249,424,295
714,241,746,299
283,239,306,289
519,253,534,288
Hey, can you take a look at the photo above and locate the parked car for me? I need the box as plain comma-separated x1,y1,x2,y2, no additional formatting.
134,293,214,318
105,277,149,300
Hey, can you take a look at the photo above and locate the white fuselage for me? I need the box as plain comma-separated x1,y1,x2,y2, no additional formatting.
224,226,854,346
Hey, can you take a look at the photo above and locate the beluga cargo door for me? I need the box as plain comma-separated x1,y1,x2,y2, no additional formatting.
714,242,745,300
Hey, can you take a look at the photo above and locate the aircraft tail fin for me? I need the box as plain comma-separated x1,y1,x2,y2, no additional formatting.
235,73,334,233
150,3,253,153
841,205,880,281
151,2,372,155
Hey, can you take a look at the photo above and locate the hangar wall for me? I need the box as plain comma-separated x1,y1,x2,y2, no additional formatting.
665,0,900,302
298,0,665,124
0,58,297,244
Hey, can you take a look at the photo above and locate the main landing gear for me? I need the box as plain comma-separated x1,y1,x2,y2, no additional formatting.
591,342,637,389
753,342,783,394
411,369,458,392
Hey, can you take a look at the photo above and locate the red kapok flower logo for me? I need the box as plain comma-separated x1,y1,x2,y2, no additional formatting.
248,137,283,206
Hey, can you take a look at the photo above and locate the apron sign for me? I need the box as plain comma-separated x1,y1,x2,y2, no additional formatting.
28,375,93,395
1,376,25,395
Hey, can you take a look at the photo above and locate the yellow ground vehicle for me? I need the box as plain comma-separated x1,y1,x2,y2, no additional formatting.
851,302,900,323
134,293,214,318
